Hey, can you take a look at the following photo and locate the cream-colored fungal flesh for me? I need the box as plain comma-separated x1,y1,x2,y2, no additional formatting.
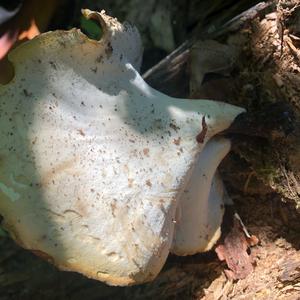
171,138,231,256
0,10,244,285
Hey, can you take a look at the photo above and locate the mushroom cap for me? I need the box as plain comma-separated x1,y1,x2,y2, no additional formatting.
0,10,245,285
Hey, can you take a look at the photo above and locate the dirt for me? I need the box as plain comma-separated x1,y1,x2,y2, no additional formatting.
0,193,299,299
230,4,300,211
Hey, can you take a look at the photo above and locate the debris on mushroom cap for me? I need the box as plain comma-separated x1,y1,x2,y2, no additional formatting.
0,10,245,286
171,137,230,256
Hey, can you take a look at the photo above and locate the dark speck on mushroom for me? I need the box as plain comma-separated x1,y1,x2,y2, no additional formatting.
77,129,85,136
49,61,57,70
146,179,152,187
169,123,180,132
23,89,32,97
105,42,113,57
196,116,208,144
143,148,149,156
91,67,97,73
173,137,181,146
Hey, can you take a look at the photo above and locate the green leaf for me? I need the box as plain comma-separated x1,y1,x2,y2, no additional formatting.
0,226,7,237
80,16,102,40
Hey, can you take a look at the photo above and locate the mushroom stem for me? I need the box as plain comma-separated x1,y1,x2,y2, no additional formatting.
171,137,231,255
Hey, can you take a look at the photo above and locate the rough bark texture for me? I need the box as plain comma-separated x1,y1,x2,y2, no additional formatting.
0,0,299,299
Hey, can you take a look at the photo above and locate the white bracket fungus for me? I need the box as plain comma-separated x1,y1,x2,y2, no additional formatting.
0,10,245,285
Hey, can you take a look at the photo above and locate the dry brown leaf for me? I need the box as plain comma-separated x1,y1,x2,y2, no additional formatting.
0,0,59,83
215,215,258,280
